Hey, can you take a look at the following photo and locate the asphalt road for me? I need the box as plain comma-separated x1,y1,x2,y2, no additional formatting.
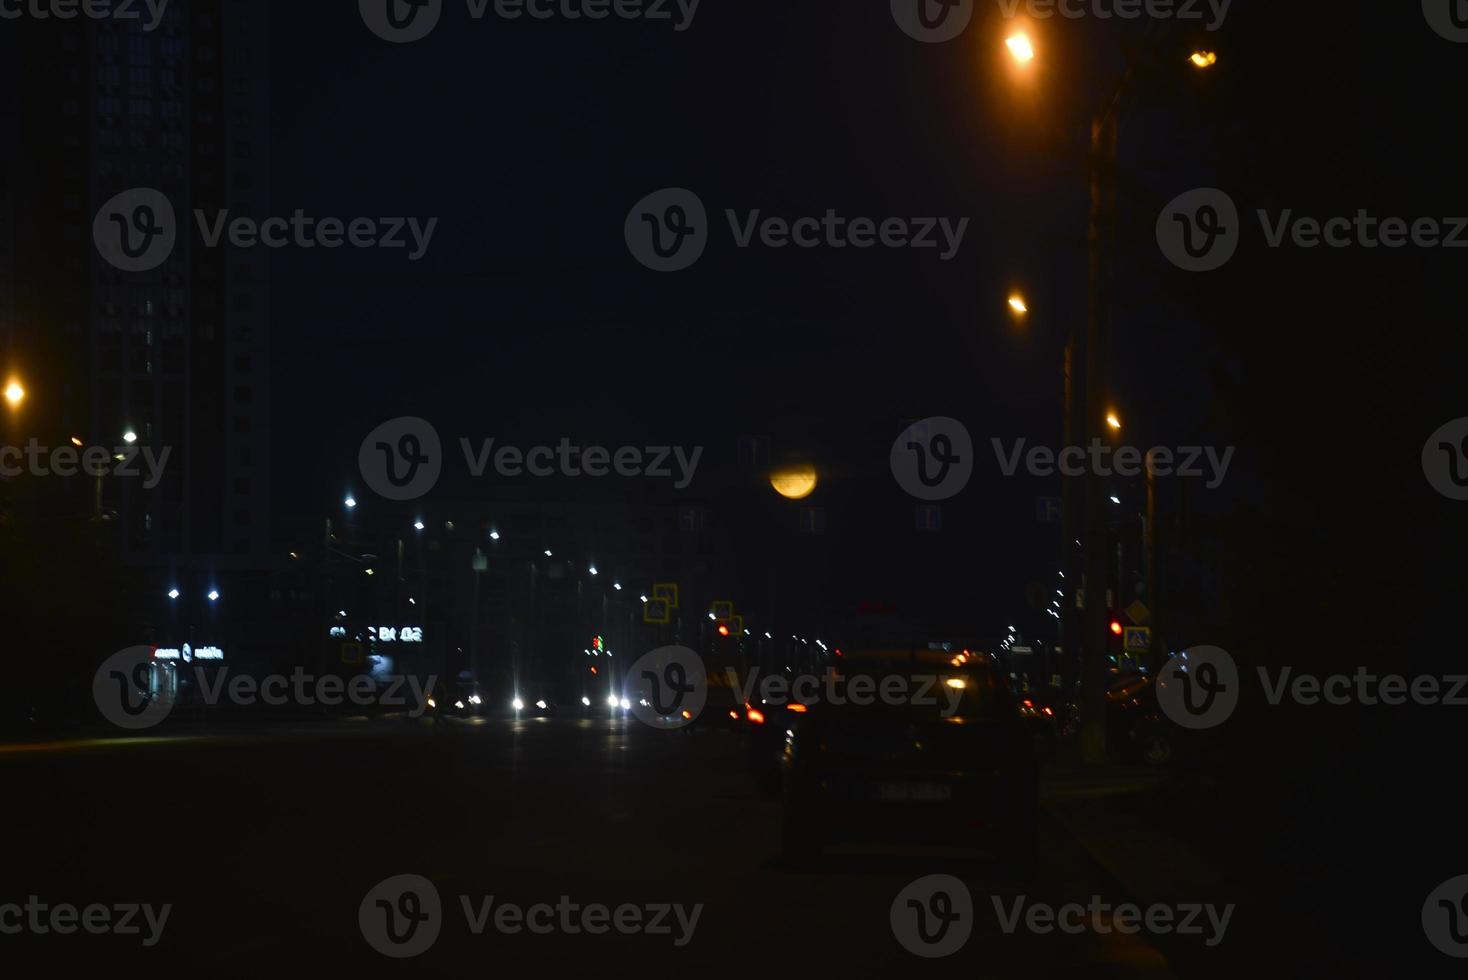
2,716,1190,975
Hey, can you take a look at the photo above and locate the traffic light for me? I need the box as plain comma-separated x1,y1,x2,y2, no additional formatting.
717,623,730,637
1110,620,1123,636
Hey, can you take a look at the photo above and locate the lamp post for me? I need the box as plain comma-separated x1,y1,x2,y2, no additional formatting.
1004,30,1214,765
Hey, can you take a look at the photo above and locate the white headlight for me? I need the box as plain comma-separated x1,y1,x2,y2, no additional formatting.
619,698,631,711
607,694,620,707
535,700,548,710
581,696,591,707
511,698,524,711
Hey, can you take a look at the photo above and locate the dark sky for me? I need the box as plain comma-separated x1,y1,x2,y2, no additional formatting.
257,1,1466,644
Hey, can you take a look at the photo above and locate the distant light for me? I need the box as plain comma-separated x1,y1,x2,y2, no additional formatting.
207,590,220,602
640,595,648,603
3,381,24,407
365,568,375,576
717,624,730,637
1111,621,1124,635
581,696,591,707
535,700,547,710
764,632,772,639
607,694,620,708
512,698,525,711
589,565,598,576
1190,50,1218,69
708,612,716,621
544,549,553,557
1006,32,1035,65
123,430,138,445
70,436,84,448
1007,294,1029,315
1110,495,1121,505
408,597,416,605
455,700,466,710
413,520,425,531
345,496,357,509
946,678,967,690
1105,412,1122,431
613,582,623,591
167,588,180,600
489,530,500,540
338,610,347,618
620,698,631,711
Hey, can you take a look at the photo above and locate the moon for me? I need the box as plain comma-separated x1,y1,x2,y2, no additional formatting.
770,464,818,500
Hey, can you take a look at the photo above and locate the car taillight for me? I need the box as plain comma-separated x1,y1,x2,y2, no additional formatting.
747,708,765,725
787,703,808,714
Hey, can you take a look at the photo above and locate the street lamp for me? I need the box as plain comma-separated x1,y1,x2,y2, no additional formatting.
1007,293,1029,317
4,379,23,408
1106,412,1122,431
413,519,425,531
168,588,180,600
1189,50,1218,69
207,589,220,602
123,430,138,445
1005,32,1036,67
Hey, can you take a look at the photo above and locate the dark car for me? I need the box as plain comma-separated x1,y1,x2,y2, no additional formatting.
1105,671,1178,766
779,650,1038,865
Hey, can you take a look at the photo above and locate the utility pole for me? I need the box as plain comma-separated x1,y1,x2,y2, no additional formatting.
1081,108,1118,766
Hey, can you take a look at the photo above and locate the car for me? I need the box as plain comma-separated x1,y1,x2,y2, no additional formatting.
779,649,1038,865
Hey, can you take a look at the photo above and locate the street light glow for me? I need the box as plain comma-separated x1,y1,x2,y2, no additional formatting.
4,380,24,408
1006,32,1035,66
1190,50,1218,69
345,496,357,509
207,590,220,602
167,589,180,600
122,430,138,445
1008,294,1029,316
1106,412,1122,431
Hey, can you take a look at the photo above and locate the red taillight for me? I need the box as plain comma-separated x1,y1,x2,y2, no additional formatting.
1043,706,1054,716
787,703,808,714
747,708,766,725
728,710,739,720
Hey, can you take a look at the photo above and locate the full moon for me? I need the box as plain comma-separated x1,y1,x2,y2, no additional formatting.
770,464,818,500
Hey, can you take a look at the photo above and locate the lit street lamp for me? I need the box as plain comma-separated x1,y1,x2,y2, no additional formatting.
4,379,25,408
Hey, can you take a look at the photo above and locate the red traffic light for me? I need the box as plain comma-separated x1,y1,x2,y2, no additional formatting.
717,623,730,637
1110,620,1123,636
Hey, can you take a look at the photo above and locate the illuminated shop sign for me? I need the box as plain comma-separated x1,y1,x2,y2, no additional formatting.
153,643,224,662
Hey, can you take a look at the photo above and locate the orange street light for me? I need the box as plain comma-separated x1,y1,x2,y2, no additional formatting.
1105,411,1122,431
1007,293,1029,316
1005,32,1035,67
1189,50,1218,69
4,379,24,409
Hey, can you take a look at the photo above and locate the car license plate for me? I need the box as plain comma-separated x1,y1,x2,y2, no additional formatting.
878,783,952,802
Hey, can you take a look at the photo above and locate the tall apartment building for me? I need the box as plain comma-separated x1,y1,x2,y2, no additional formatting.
2,1,272,598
